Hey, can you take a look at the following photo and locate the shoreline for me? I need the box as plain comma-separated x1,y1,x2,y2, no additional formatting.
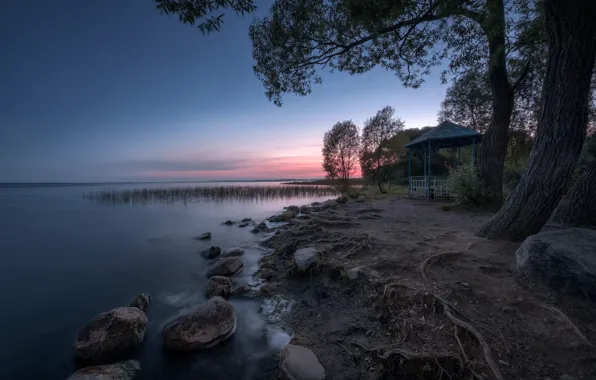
249,195,596,379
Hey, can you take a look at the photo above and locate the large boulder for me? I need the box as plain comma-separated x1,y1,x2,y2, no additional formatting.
128,293,151,311
206,257,244,277
74,307,147,361
298,205,312,215
516,228,596,298
293,247,319,272
280,344,326,380
163,297,236,350
67,360,140,380
285,205,300,214
205,276,232,299
196,232,211,240
201,246,222,259
320,200,337,210
251,222,270,233
222,247,245,257
270,211,296,223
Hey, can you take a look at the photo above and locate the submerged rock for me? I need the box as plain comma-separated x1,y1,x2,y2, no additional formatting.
222,247,245,257
128,293,151,311
163,297,236,350
74,307,147,361
67,360,140,380
516,228,596,298
241,218,252,223
201,246,222,259
293,247,319,272
270,211,296,223
196,232,211,240
205,276,232,299
206,257,244,277
238,222,250,228
223,220,235,226
280,344,326,380
251,222,270,233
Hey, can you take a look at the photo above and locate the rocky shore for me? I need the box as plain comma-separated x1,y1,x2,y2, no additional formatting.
68,195,596,379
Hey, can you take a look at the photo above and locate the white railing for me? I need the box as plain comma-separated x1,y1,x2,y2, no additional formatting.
409,176,450,199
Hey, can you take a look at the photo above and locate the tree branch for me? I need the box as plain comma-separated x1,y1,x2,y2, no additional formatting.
511,60,531,91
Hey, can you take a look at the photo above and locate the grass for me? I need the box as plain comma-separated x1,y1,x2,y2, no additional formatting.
84,185,337,205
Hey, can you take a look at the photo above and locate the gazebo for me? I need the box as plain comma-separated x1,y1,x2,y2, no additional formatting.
404,120,482,199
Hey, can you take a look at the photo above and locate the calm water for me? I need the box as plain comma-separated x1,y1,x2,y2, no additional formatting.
0,182,332,379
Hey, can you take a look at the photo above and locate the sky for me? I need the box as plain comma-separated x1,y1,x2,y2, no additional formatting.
0,0,448,182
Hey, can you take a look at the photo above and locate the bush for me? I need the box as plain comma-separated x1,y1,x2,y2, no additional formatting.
447,166,491,209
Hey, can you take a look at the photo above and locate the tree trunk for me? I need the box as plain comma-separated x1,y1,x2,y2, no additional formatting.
552,162,596,226
476,0,596,241
478,0,514,207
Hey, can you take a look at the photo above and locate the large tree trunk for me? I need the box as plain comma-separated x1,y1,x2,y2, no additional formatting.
476,0,596,241
552,162,596,226
478,0,514,207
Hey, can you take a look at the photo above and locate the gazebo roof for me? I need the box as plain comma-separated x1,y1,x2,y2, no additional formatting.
404,120,482,149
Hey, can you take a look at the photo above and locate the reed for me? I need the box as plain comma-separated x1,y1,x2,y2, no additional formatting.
84,185,337,205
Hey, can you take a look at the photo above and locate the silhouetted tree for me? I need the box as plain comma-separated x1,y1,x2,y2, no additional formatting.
322,121,360,193
360,106,404,193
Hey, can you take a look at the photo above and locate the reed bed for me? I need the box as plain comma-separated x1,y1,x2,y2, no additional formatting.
84,185,337,205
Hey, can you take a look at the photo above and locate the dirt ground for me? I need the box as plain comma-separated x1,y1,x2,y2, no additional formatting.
257,196,596,380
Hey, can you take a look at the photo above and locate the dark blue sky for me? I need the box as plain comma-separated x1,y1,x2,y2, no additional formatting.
0,0,447,182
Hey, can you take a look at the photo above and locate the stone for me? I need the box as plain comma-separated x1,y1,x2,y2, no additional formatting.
355,195,368,203
74,307,147,361
222,247,245,257
297,215,312,220
320,200,337,210
285,205,300,214
241,218,252,223
201,246,222,259
270,211,296,222
223,220,235,225
206,257,244,277
298,205,312,215
294,247,319,272
67,360,141,380
238,222,250,228
251,222,270,233
347,266,364,280
205,276,232,299
163,297,236,350
280,344,326,380
196,232,211,240
128,293,151,311
231,284,259,298
310,202,321,206
516,228,596,298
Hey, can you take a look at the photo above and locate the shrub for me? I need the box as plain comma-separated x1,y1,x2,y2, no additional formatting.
447,166,491,209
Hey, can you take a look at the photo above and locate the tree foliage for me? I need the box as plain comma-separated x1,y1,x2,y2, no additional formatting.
322,120,360,192
155,0,256,34
360,106,405,192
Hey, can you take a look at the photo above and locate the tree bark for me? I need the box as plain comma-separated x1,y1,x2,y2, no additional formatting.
476,0,596,241
552,162,596,226
478,0,514,207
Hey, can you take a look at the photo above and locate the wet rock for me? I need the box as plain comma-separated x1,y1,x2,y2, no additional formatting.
310,202,321,206
206,257,243,277
74,307,147,361
285,205,300,214
196,232,211,240
298,205,312,215
163,297,236,350
200,246,222,259
251,222,270,233
205,276,232,299
241,218,252,223
238,222,250,228
128,293,151,311
347,266,364,280
67,360,141,380
280,344,326,380
516,228,596,298
223,220,235,226
297,214,312,220
222,247,245,257
270,211,296,222
231,284,259,298
355,195,368,203
320,200,337,210
294,247,318,272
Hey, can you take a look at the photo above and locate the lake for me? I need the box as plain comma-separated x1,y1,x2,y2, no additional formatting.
0,182,334,379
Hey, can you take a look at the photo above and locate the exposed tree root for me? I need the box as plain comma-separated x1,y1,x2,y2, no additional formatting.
538,303,594,347
349,341,444,361
420,241,477,281
440,301,503,380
